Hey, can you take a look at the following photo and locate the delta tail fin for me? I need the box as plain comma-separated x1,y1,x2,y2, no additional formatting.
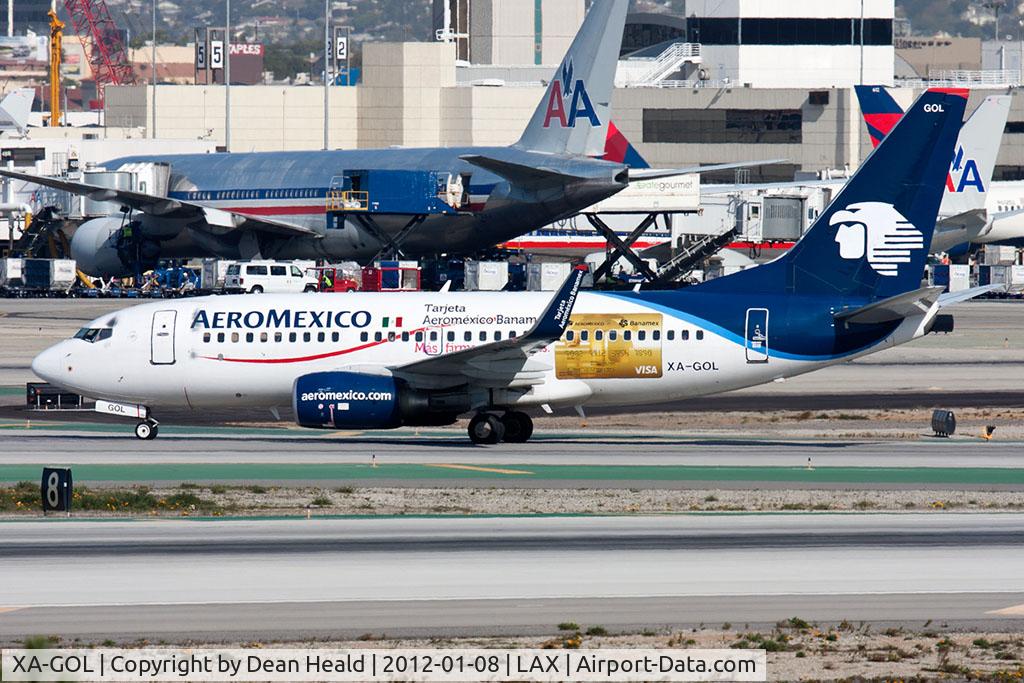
0,88,34,136
602,121,650,168
856,85,1010,217
701,89,967,301
515,0,628,157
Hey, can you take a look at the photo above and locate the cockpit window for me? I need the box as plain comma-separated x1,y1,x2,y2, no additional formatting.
74,328,112,343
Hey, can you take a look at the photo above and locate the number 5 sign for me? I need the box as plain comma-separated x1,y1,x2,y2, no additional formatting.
41,467,73,514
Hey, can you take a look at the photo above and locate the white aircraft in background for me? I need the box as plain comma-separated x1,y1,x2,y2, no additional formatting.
0,89,34,137
856,85,1024,253
31,90,991,444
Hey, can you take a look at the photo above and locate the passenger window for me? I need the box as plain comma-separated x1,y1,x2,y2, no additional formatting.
217,332,225,343
638,331,646,341
332,332,339,342
595,330,603,341
653,331,661,341
260,332,268,342
479,331,487,342
682,330,690,341
580,331,589,342
361,332,368,342
289,332,297,343
415,331,424,342
464,331,472,342
623,331,632,341
510,331,517,338
274,332,282,342
247,265,268,276
495,331,502,341
303,332,311,342
429,331,438,341
402,332,410,342
270,266,286,276
447,331,455,342
375,332,383,342
388,332,396,342
609,330,617,341
566,330,575,341
696,330,705,340
317,332,325,342
291,266,303,277
203,333,211,343
245,332,254,343
231,332,239,343
667,330,675,341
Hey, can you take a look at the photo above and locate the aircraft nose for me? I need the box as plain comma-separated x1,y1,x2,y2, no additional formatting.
31,344,66,385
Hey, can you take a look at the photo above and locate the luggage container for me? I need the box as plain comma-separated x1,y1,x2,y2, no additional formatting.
200,259,234,290
0,258,23,288
362,261,421,292
527,262,571,291
949,264,970,293
464,261,509,291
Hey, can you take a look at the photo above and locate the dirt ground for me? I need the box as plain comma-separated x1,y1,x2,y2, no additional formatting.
36,628,1024,682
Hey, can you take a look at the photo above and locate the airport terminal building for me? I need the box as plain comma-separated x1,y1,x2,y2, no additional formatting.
94,0,1023,185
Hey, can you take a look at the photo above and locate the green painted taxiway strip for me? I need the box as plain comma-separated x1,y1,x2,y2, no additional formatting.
0,463,1022,485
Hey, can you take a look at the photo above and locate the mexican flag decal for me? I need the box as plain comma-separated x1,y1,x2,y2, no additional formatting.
381,317,403,328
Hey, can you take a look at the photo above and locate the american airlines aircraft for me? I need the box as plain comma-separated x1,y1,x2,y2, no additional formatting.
857,85,1024,252
0,0,758,278
31,90,987,444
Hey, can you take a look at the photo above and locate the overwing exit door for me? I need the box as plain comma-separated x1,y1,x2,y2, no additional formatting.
745,308,769,364
150,310,177,365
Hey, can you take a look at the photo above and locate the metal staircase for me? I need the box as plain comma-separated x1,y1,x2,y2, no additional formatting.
635,43,702,85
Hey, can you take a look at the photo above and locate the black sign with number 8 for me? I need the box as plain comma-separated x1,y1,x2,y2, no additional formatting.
41,468,72,514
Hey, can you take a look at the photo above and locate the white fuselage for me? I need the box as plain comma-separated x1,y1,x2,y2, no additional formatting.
32,290,931,418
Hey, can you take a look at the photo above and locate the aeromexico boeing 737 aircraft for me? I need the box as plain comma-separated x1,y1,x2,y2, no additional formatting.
0,0,755,278
32,90,989,444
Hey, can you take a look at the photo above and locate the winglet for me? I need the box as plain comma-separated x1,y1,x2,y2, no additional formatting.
526,266,587,340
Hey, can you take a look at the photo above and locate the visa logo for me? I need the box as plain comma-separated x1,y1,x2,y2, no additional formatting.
946,146,985,193
543,59,600,129
635,365,659,375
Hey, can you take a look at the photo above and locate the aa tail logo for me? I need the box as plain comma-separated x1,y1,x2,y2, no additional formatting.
543,58,601,129
946,146,985,193
832,202,925,277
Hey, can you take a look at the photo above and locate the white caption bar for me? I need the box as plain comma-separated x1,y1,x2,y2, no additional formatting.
1,648,766,682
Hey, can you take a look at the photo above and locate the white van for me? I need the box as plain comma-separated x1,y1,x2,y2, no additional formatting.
224,261,318,294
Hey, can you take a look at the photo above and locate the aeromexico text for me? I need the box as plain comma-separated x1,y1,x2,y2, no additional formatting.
190,308,537,330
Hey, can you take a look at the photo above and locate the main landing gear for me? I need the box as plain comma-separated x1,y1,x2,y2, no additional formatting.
468,411,533,445
134,418,159,440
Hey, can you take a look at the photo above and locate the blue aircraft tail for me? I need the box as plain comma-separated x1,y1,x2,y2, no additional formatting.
699,88,967,301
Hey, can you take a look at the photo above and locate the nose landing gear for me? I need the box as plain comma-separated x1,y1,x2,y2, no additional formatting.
134,418,159,440
467,411,533,445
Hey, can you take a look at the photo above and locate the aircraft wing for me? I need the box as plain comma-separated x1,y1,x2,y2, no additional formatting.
0,169,319,238
393,267,586,389
628,159,788,181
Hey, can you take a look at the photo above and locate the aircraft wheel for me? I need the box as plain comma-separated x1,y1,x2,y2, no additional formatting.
468,413,504,445
501,412,533,443
134,421,158,440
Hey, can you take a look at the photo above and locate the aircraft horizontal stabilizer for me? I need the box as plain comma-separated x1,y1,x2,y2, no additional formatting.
459,154,581,186
834,286,945,324
938,284,1002,308
0,169,319,238
629,159,788,181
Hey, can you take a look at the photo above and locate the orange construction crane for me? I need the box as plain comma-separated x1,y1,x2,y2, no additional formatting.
48,9,64,126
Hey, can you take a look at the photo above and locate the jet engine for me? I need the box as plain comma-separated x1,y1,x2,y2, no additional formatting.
293,372,466,429
70,216,160,277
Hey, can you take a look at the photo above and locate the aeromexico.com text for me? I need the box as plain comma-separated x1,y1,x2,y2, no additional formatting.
191,309,372,330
